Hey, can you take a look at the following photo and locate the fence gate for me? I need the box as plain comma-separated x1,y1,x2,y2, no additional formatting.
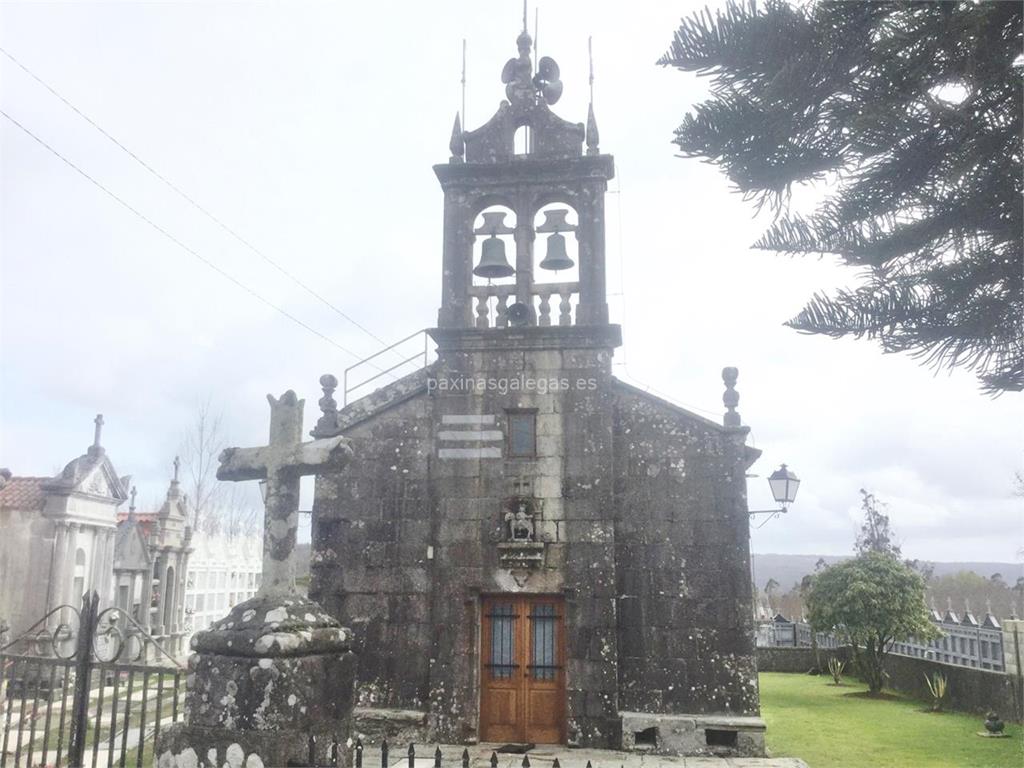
0,591,184,768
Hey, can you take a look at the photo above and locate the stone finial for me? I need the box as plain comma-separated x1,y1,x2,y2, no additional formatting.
128,486,137,517
722,367,741,427
501,16,535,109
167,456,182,500
586,102,600,155
88,413,105,456
314,373,340,435
449,112,464,163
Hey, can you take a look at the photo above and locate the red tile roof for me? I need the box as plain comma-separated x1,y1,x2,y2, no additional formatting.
0,477,48,511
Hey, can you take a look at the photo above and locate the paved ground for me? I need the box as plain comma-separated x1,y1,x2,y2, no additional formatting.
359,743,808,768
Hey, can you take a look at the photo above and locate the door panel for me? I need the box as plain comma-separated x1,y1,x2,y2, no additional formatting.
480,596,565,744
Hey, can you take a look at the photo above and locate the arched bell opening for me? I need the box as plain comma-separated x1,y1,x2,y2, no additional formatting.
531,204,580,327
532,204,579,283
472,205,517,287
471,205,517,329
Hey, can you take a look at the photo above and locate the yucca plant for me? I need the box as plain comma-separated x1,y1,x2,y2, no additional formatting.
826,656,845,685
924,671,948,712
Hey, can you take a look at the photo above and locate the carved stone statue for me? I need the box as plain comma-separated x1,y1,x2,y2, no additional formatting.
505,501,535,541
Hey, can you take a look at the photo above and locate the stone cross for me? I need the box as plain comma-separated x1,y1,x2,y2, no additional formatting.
217,390,351,597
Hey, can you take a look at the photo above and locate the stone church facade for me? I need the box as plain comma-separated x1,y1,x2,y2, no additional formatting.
310,28,764,756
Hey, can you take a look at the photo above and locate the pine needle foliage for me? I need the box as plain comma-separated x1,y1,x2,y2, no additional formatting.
660,1,1023,393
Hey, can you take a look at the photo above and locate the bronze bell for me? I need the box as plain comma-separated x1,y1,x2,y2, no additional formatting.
474,235,515,279
539,232,574,271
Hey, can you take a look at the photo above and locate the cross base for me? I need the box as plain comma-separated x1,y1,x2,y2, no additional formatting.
157,594,355,768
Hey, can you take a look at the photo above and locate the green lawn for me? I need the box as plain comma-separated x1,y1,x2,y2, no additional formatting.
760,672,1024,768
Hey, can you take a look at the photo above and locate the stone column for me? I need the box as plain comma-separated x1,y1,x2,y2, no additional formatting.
438,191,474,328
101,528,117,606
128,572,139,621
87,527,101,596
60,523,81,620
514,211,535,317
47,521,69,627
152,552,167,636
140,558,155,633
575,184,609,326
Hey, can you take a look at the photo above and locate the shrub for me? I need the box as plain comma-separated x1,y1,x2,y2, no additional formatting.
924,671,948,712
827,656,846,685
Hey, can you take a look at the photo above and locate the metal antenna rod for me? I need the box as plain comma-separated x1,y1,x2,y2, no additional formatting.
534,7,539,72
532,7,539,154
589,35,595,104
461,38,467,127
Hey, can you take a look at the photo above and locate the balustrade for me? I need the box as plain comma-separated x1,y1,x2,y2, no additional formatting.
469,282,579,328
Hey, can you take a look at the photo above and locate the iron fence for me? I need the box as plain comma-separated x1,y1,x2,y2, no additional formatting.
352,741,592,768
0,591,184,768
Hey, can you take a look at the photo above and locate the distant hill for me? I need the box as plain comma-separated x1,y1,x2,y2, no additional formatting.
294,544,1020,605
753,553,1024,592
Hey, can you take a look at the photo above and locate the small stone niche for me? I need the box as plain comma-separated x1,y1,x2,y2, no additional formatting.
633,727,658,749
705,728,738,748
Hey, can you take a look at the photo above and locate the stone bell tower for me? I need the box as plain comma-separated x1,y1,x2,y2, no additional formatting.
435,25,617,342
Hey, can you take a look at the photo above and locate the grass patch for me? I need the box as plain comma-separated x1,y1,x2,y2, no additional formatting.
760,672,1023,768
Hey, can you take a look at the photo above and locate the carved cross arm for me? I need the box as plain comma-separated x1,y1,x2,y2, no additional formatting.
216,435,352,482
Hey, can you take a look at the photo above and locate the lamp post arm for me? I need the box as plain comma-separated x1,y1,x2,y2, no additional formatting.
749,506,788,516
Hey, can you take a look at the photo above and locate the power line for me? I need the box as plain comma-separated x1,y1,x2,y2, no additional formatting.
1,108,365,359
0,46,392,350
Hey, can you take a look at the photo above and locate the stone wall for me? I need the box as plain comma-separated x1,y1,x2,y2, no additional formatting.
756,646,1022,721
881,652,1021,720
755,646,850,674
311,333,764,751
612,383,760,718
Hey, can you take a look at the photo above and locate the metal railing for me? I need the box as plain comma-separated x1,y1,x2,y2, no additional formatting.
757,615,1007,672
344,330,431,406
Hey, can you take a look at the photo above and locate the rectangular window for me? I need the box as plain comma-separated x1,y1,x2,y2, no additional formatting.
530,603,558,680
488,603,517,679
507,411,537,457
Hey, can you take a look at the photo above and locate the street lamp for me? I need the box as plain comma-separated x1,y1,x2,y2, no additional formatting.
750,464,800,526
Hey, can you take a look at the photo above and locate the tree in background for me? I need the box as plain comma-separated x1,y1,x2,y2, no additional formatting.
927,569,1020,620
855,488,901,557
807,551,938,693
180,400,258,536
660,1,1022,392
764,577,781,611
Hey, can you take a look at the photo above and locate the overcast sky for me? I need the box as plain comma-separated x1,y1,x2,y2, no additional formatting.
1,1,1021,564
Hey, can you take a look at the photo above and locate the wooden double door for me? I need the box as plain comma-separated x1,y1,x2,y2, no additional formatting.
480,595,566,744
